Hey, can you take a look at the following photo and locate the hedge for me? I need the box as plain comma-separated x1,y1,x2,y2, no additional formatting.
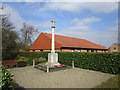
2,51,120,74
2,51,49,60
17,52,48,59
2,51,19,60
58,52,120,74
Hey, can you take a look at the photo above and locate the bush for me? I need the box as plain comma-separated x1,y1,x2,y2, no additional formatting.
16,56,27,67
16,52,49,65
27,58,34,66
3,51,120,74
0,65,14,89
38,57,47,63
16,56,27,62
58,52,120,74
2,51,49,60
18,52,49,59
2,51,18,60
16,56,38,66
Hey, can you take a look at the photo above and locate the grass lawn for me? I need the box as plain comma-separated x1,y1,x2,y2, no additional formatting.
95,75,119,88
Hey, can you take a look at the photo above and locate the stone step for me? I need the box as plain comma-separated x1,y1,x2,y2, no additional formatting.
35,65,72,72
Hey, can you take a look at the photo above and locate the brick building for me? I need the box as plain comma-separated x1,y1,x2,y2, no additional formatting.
108,43,120,52
29,32,108,52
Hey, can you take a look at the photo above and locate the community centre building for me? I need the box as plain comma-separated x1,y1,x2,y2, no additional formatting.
29,32,108,52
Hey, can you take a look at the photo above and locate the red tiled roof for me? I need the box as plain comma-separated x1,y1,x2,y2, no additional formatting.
29,32,108,50
113,43,120,46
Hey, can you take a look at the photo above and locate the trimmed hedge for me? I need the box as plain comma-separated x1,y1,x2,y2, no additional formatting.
58,52,120,74
2,51,120,74
2,51,49,60
17,52,48,59
2,51,19,60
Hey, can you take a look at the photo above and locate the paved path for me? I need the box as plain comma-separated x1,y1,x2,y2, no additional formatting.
9,66,114,88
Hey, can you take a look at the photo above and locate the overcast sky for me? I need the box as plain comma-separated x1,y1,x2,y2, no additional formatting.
1,1,118,48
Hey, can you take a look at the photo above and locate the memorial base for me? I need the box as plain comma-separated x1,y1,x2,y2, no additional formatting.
47,52,60,67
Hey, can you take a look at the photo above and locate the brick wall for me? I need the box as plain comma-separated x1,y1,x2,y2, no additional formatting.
109,44,120,52
30,49,106,52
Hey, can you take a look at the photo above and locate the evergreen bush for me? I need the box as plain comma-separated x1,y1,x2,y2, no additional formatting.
0,65,14,89
2,51,120,74
58,52,120,74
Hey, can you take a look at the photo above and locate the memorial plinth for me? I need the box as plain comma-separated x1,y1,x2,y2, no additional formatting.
48,52,60,67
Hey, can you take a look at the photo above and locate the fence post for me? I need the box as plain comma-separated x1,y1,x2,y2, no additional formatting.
33,60,35,67
47,65,49,73
72,61,74,68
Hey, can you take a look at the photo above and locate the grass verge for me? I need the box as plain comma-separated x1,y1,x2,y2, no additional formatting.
95,75,119,88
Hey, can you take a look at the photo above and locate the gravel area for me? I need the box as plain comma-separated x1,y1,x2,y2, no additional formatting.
9,66,114,88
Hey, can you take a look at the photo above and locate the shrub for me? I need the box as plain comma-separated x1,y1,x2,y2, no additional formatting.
3,51,119,74
38,57,47,63
16,56,27,67
16,56,35,66
2,51,18,60
18,52,49,59
58,52,120,74
16,56,27,62
0,65,14,89
16,52,49,65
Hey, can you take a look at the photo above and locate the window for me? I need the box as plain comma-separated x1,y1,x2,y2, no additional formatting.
114,47,116,50
33,50,35,52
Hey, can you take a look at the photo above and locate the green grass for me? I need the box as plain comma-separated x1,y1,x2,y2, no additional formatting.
40,62,47,65
95,75,119,88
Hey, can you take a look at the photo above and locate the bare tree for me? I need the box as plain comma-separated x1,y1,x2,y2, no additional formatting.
20,23,39,47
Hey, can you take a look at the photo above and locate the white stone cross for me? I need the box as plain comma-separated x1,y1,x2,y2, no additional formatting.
47,19,60,67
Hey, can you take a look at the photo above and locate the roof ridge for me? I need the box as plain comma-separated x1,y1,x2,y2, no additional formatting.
43,32,108,48
42,32,107,49
83,39,107,48
42,33,64,47
42,32,84,40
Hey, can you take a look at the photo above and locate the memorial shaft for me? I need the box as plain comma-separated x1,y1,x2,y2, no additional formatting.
51,19,55,53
